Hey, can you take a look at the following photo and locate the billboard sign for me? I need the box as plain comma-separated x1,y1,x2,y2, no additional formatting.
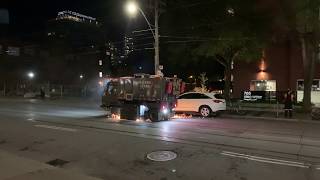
243,91,263,101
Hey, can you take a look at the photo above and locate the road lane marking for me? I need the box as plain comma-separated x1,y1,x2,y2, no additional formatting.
221,151,310,168
222,151,306,165
34,125,77,132
27,118,36,122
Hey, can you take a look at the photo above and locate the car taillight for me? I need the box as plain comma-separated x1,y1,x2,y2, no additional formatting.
213,100,223,103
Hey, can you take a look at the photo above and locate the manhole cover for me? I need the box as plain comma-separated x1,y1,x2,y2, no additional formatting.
46,159,69,167
147,151,177,162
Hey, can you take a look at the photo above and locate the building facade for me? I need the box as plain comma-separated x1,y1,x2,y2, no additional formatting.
233,40,320,102
46,10,108,84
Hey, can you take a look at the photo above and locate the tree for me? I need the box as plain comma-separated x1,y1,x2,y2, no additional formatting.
193,32,265,102
195,72,209,93
280,0,320,112
161,0,271,101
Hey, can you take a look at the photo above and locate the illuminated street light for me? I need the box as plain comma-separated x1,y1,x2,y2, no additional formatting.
27,72,35,79
125,1,138,17
125,1,153,38
125,0,160,75
98,81,103,87
80,74,84,79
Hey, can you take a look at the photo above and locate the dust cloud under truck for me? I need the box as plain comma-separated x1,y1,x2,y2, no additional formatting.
101,74,185,122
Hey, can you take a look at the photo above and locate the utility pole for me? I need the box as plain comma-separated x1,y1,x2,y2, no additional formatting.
154,0,160,75
127,0,165,75
3,82,6,96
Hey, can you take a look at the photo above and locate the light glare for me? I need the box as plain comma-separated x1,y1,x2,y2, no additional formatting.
126,1,138,16
162,108,169,114
28,72,35,79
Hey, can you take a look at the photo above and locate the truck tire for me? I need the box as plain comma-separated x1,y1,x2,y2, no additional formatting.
121,106,137,120
149,111,160,122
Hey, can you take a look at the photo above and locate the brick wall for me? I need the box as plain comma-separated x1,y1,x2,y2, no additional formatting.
233,40,320,98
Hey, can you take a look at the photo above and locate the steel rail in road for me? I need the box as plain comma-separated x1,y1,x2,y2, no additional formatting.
30,118,320,164
163,119,312,138
1,108,316,149
51,117,319,149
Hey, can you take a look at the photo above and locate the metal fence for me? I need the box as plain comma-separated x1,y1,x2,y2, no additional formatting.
0,82,5,96
0,82,104,98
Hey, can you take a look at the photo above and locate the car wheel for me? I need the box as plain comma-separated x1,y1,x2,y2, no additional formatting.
199,106,211,117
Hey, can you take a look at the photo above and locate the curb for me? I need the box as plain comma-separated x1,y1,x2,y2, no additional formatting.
222,114,320,124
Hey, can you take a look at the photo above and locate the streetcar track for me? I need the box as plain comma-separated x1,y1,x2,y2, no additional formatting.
169,118,312,137
88,118,320,149
1,104,318,140
2,104,320,163
2,108,320,148
97,117,320,143
33,119,320,163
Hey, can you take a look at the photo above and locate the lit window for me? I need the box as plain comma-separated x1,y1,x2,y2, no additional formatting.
99,72,103,78
227,8,235,15
99,60,103,66
297,79,320,91
250,80,276,91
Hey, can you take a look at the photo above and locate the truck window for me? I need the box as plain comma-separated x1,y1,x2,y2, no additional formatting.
106,82,117,95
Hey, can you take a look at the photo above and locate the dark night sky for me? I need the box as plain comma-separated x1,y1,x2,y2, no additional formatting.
1,0,129,39
0,0,161,74
0,0,224,78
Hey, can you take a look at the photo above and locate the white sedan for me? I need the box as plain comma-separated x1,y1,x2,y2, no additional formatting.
174,92,226,117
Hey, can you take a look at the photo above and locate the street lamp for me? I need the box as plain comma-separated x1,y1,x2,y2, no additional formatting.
125,1,138,16
80,74,84,79
125,0,160,75
27,72,35,79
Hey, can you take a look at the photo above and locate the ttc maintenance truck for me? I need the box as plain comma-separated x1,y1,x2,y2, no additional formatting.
101,74,185,122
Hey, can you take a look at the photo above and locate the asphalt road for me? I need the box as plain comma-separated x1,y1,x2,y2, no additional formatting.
1,97,320,180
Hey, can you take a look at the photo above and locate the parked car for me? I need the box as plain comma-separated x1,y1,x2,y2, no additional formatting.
173,92,226,117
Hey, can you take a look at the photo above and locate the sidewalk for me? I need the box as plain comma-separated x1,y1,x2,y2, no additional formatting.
0,150,101,180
